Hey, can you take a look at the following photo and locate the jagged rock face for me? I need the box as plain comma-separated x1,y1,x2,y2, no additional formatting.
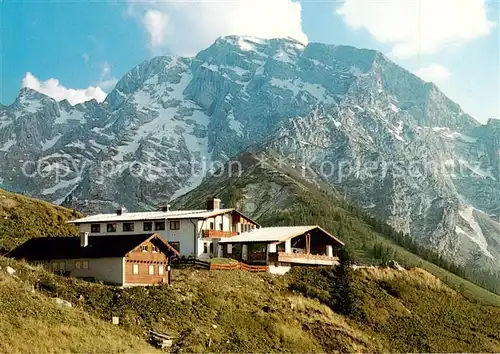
267,75,500,265
0,35,499,265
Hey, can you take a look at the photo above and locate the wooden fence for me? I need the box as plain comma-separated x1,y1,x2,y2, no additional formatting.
172,258,269,272
210,262,269,272
172,258,210,269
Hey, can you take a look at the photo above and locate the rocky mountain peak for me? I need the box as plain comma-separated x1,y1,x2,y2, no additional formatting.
1,37,499,269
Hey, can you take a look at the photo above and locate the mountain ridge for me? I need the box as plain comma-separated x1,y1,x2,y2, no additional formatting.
0,35,498,270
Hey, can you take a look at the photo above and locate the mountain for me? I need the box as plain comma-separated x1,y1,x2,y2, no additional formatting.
0,35,499,268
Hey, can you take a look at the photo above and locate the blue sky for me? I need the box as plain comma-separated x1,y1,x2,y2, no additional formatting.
1,0,498,123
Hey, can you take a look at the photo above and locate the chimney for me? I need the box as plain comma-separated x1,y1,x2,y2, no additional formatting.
80,232,89,247
116,206,126,215
206,197,221,210
160,204,171,212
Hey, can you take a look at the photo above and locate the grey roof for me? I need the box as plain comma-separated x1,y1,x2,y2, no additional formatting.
219,225,344,245
70,208,235,224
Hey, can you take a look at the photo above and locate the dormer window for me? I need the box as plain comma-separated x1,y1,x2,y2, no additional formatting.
107,223,117,232
123,222,134,232
91,224,101,233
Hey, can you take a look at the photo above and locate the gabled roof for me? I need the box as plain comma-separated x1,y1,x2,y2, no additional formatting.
218,225,345,245
68,208,259,226
7,233,179,261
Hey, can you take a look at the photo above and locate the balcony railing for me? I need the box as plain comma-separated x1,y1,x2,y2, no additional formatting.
202,230,237,238
277,252,339,265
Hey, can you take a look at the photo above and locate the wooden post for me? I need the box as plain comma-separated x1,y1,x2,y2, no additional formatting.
167,258,172,285
242,244,248,261
305,233,311,254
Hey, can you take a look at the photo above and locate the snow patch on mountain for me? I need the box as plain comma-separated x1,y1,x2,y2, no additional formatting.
457,206,493,258
42,134,62,151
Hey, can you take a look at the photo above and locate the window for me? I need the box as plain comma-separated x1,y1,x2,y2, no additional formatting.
155,221,165,231
169,241,180,252
149,265,154,275
75,261,81,270
158,265,164,275
107,223,117,232
169,220,180,230
219,223,223,230
91,224,101,233
52,262,59,271
143,222,152,231
203,243,208,254
123,222,134,232
133,264,139,274
209,222,214,230
82,260,89,270
152,245,159,253
59,262,66,271
139,245,148,252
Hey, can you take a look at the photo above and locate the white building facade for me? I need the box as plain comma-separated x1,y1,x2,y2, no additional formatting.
71,199,259,258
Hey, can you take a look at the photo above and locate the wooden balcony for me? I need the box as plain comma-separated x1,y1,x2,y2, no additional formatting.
278,252,339,266
202,230,238,238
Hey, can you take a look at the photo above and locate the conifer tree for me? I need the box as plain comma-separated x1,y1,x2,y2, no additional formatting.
331,248,360,317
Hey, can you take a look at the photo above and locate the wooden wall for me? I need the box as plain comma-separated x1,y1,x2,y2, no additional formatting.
124,240,169,285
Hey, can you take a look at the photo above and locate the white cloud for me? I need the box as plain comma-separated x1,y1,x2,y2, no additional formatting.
129,0,307,56
143,9,168,48
21,61,118,105
22,72,107,105
82,52,90,63
337,0,495,58
414,63,451,82
98,61,118,91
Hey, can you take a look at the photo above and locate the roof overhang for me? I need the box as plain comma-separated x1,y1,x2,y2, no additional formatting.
219,225,344,245
68,208,260,226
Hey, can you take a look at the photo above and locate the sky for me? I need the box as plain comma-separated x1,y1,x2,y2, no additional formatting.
1,0,499,123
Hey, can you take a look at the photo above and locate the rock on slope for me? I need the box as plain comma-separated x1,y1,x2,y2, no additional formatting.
0,35,499,265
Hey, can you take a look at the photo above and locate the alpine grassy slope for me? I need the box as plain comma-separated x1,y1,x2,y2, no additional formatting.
0,256,499,353
0,188,81,253
0,182,499,352
0,262,156,353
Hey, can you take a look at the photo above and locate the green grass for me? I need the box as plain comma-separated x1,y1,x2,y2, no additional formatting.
0,257,383,353
0,268,156,353
209,257,240,264
0,188,81,253
286,266,500,352
373,238,500,307
2,256,499,352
